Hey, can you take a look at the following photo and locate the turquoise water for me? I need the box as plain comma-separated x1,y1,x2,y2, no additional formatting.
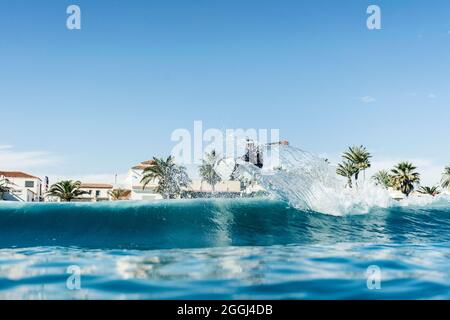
0,199,449,299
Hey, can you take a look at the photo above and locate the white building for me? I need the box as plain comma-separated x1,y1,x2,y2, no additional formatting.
0,171,42,202
78,183,114,202
44,183,115,202
127,160,163,201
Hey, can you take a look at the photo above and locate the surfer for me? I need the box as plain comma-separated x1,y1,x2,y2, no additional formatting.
244,139,289,169
214,139,289,181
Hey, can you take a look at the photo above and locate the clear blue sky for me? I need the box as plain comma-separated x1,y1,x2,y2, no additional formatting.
1,0,449,183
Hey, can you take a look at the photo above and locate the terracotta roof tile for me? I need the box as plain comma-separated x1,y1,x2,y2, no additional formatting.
80,183,113,189
0,171,41,180
131,159,156,170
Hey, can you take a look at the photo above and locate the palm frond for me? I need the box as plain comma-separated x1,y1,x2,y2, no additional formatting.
141,156,191,199
336,161,358,188
417,186,440,196
46,180,88,202
441,166,450,189
108,189,131,200
390,162,420,197
372,170,392,189
198,150,221,191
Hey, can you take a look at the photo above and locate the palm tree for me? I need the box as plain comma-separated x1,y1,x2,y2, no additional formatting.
372,170,392,189
141,156,191,199
342,145,372,184
198,150,221,192
46,180,88,202
0,178,11,200
441,166,450,190
417,186,441,197
336,161,358,188
108,189,131,201
390,162,420,197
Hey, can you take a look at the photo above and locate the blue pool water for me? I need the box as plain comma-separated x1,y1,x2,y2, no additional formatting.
0,199,449,299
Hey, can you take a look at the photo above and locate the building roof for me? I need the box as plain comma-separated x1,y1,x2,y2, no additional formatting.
0,171,41,180
131,159,156,170
80,183,113,189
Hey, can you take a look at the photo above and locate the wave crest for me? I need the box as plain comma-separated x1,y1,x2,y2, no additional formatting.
229,145,450,216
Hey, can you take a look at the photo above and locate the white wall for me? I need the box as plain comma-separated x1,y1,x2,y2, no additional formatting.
3,177,42,202
130,190,163,201
78,187,111,201
127,169,161,201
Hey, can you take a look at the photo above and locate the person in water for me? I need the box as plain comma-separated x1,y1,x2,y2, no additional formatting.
244,139,263,168
244,139,289,169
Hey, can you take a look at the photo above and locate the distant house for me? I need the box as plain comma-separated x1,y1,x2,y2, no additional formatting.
126,160,163,201
0,171,42,202
78,183,114,202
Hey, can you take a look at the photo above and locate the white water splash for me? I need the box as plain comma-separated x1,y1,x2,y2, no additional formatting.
214,144,450,216
396,193,450,209
217,145,394,216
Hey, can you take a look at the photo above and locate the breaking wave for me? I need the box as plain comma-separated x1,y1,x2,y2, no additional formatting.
0,198,449,250
222,145,450,216
0,144,449,250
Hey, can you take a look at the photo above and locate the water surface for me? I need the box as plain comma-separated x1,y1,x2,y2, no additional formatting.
0,199,449,299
